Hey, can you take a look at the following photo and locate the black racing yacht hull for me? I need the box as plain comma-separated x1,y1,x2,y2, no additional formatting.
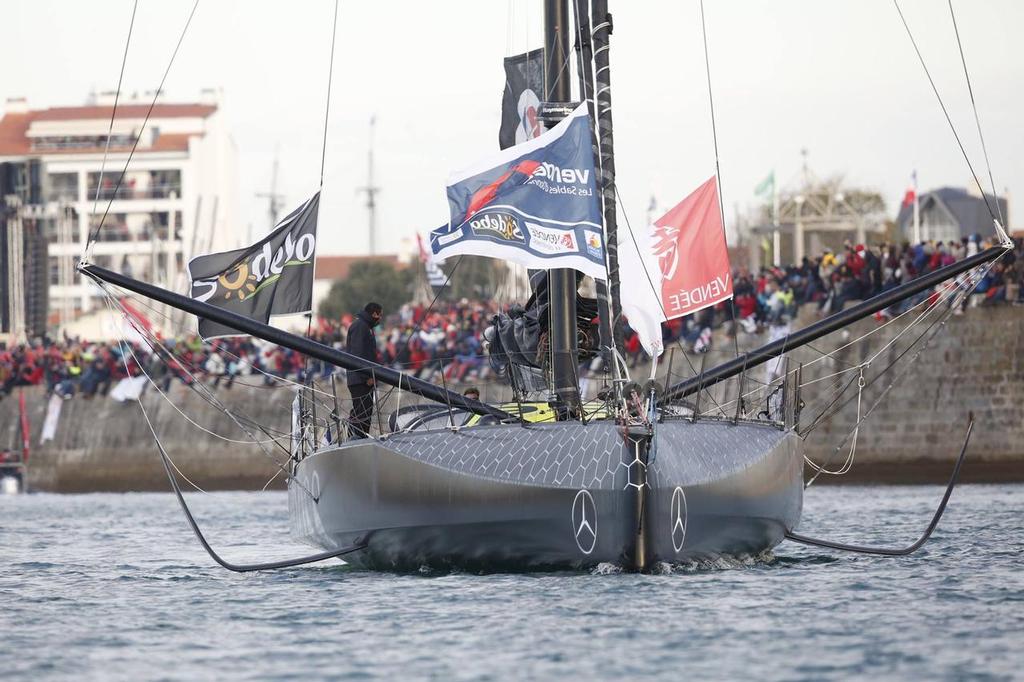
288,419,803,572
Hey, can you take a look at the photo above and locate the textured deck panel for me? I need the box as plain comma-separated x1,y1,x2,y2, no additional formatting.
377,419,788,491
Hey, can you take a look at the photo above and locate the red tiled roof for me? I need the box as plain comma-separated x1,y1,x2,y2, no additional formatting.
33,103,217,122
315,255,401,281
0,112,31,156
0,102,215,157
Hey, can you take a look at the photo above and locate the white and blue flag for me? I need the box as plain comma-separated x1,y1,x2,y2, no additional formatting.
430,103,607,281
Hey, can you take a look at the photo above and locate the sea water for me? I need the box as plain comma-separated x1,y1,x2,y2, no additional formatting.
1,485,1021,680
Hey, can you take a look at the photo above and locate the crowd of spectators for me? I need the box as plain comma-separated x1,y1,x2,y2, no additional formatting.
3,236,1023,401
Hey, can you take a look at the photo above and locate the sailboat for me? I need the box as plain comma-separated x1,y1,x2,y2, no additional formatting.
80,0,1009,572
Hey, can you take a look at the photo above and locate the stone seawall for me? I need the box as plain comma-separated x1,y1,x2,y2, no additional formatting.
2,306,1021,491
795,305,1024,483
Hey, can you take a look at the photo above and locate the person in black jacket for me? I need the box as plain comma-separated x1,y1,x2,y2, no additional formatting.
346,302,383,438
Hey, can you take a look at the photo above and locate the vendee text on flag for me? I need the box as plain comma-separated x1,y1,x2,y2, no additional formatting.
431,103,606,281
188,192,319,339
618,176,732,357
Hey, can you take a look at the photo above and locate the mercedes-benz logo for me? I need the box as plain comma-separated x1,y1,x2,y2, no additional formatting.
571,489,597,555
670,486,687,553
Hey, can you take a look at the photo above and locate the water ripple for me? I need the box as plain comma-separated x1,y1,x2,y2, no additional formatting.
1,485,1022,680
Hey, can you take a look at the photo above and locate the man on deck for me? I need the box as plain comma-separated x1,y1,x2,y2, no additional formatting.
346,302,383,439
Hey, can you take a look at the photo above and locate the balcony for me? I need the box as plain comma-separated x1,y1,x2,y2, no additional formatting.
86,184,181,201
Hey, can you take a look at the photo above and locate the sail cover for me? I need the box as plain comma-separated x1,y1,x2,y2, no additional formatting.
188,192,319,339
431,103,606,281
620,177,732,357
499,48,545,150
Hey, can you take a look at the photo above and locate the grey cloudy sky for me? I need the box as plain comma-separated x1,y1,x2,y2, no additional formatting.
4,0,1021,255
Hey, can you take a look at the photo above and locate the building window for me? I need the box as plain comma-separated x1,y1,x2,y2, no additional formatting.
149,170,182,199
88,213,132,242
47,172,79,202
48,256,79,286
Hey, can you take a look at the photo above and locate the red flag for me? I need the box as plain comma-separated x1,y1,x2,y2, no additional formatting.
902,188,916,208
18,389,30,463
652,176,732,319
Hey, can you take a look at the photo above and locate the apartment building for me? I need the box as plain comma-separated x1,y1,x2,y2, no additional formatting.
0,90,240,325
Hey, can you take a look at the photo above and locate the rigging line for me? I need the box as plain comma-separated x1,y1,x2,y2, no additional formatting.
614,184,728,416
85,0,201,253
102,284,340,400
697,0,739,360
787,418,973,557
805,367,865,484
107,298,319,501
95,281,296,441
102,295,211,493
544,23,575,101
319,0,339,187
948,0,1004,226
85,0,138,264
892,0,998,223
99,289,292,447
802,263,985,443
718,262,984,415
148,402,366,572
100,289,303,439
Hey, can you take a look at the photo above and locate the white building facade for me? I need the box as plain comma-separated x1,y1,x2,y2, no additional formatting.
0,91,240,325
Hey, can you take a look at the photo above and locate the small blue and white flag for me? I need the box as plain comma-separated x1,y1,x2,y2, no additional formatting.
430,103,607,281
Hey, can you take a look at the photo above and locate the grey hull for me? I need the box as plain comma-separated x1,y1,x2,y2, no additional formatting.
288,419,803,571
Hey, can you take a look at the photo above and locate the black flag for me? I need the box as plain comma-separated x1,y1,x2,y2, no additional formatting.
188,192,319,339
499,48,545,150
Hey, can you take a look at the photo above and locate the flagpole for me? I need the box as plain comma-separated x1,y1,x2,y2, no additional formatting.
913,170,921,244
772,173,781,267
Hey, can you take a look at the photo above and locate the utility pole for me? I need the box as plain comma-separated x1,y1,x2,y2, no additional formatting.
255,146,284,240
772,178,781,267
357,115,380,255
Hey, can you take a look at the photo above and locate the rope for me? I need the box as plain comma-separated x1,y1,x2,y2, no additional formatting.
84,0,201,255
787,418,973,556
94,282,319,501
84,0,138,264
892,0,998,223
947,0,1004,226
804,367,864,485
697,0,739,360
319,0,339,187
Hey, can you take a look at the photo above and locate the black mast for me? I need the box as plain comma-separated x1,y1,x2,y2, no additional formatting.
590,0,624,356
663,245,1009,402
544,0,581,411
78,263,514,421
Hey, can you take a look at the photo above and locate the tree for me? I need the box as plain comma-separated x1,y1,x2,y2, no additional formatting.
319,260,414,318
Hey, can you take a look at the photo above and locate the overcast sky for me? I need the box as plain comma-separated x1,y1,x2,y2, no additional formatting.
4,0,1021,255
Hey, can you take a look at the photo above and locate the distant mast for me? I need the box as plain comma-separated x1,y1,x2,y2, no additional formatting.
357,115,381,255
255,146,284,240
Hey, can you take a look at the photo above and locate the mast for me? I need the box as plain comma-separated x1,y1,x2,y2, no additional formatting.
544,0,581,409
255,146,284,241
77,263,515,421
357,115,380,255
590,0,624,356
663,244,1009,402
